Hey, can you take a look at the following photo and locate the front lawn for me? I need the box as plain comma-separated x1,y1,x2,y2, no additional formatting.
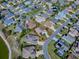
59,19,65,24
54,23,60,29
60,28,68,35
56,34,61,39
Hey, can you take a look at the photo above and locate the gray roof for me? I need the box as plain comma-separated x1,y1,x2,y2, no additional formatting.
62,35,75,44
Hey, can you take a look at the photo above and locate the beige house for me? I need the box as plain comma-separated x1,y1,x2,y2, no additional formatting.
51,0,58,3
44,21,55,30
35,27,49,38
25,20,36,29
25,34,39,45
67,54,76,59
22,46,36,59
69,28,79,37
35,15,46,23
66,6,73,12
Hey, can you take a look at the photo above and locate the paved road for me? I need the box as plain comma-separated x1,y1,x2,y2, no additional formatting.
0,30,12,59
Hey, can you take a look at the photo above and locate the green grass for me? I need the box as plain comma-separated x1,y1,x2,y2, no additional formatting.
59,20,65,24
70,18,78,24
60,28,68,35
0,37,9,59
66,14,71,18
67,23,73,28
35,45,42,51
37,55,44,59
48,40,61,59
54,23,60,29
56,34,61,39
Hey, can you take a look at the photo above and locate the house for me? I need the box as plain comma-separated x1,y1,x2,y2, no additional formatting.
22,8,31,13
35,27,49,37
22,46,36,59
71,3,77,9
44,21,55,30
57,49,64,56
2,2,8,7
73,41,79,57
55,10,68,19
67,53,76,59
1,9,14,19
75,0,79,5
53,37,59,42
0,21,5,30
25,34,39,45
18,4,25,9
24,0,32,6
69,28,79,37
56,40,69,56
47,9,53,15
4,18,15,26
62,34,75,44
1,9,9,16
51,0,58,3
14,24,22,33
58,0,65,6
66,6,73,12
35,15,46,23
25,20,36,29
74,20,79,31
4,11,14,19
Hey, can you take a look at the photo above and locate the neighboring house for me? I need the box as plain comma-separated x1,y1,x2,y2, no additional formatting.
75,0,79,5
22,46,36,59
4,12,14,19
44,21,55,30
1,9,14,19
25,20,36,29
67,53,76,59
58,0,65,6
71,3,77,10
2,2,8,7
53,37,59,42
66,6,73,12
1,10,15,26
35,27,49,37
4,18,15,26
62,34,75,44
0,22,5,30
72,41,79,57
74,20,79,31
22,8,31,13
25,34,39,45
69,28,79,37
56,40,69,56
35,15,46,23
18,4,25,9
14,24,22,33
55,10,68,19
51,0,58,3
